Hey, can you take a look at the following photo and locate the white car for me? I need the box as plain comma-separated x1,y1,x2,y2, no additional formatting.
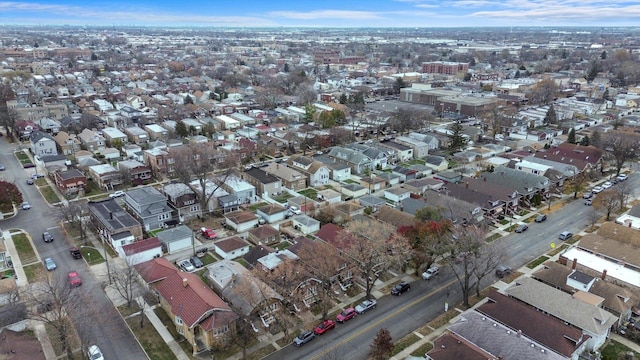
87,345,104,360
422,266,440,280
617,174,628,182
592,186,604,194
109,190,125,199
288,205,302,215
179,260,195,272
602,181,613,189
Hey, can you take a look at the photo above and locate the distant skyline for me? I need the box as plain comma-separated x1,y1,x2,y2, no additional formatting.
1,0,639,28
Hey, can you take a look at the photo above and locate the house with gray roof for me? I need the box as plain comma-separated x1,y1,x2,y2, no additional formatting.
30,131,58,157
310,154,351,181
395,136,429,158
480,166,550,206
424,155,448,172
504,277,617,351
124,187,174,231
156,225,192,253
378,140,413,163
87,199,142,245
326,147,371,175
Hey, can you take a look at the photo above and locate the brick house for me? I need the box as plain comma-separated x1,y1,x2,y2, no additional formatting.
53,169,87,195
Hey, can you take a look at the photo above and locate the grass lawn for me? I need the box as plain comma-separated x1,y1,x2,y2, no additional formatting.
271,193,294,203
526,255,550,269
80,247,105,265
548,244,568,257
45,318,81,359
485,233,502,242
23,263,45,283
409,159,426,165
126,314,178,360
15,151,31,164
12,233,37,264
153,307,195,358
392,333,420,356
601,340,640,359
35,178,47,186
298,188,317,199
411,343,434,357
274,241,291,250
236,258,249,268
117,302,141,318
248,202,268,212
199,253,216,266
147,228,163,238
40,186,61,204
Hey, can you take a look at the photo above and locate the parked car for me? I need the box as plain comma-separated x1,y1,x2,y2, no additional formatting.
26,178,34,185
355,299,377,314
559,231,573,241
190,256,204,268
21,202,31,210
293,331,315,347
87,345,104,360
257,215,266,225
42,232,54,243
534,214,547,223
179,260,195,272
68,271,82,287
30,173,44,179
495,265,512,278
585,198,593,206
336,307,357,323
514,224,528,233
391,281,411,295
70,247,82,259
288,205,302,215
0,163,5,171
44,257,57,271
200,227,217,239
617,174,628,182
314,319,335,335
583,192,593,199
422,266,440,280
602,181,613,189
109,190,125,198
592,186,604,194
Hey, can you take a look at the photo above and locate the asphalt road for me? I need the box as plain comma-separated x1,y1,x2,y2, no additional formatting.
0,138,147,360
264,170,639,360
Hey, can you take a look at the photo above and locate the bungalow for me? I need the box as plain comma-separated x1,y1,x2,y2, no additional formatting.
312,155,352,181
379,141,414,163
247,225,280,246
87,164,123,190
212,236,250,260
326,147,371,175
225,211,259,232
53,169,87,195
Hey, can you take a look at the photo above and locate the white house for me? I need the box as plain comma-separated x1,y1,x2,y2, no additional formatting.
30,131,58,157
291,215,321,235
156,225,193,253
213,236,250,260
120,237,163,265
384,187,411,206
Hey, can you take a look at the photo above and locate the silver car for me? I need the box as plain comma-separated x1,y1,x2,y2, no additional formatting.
44,257,57,271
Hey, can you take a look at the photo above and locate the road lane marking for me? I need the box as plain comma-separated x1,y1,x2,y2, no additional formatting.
311,279,458,360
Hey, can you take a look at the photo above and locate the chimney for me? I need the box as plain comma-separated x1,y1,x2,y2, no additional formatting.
517,330,522,337
572,258,577,270
182,278,188,287
601,269,607,280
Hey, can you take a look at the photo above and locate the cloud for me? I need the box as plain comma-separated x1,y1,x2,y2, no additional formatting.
268,10,381,20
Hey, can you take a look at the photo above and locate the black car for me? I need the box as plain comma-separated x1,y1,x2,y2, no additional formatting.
535,214,547,223
42,232,54,243
514,224,528,233
391,281,411,295
190,256,204,268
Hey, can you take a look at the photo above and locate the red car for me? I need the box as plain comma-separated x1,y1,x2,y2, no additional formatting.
68,271,82,287
200,227,217,240
314,319,335,335
336,307,356,323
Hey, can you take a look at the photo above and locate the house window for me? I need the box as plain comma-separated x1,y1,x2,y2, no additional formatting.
175,316,183,325
177,327,184,335
190,205,200,212
158,213,170,221
214,324,230,335
184,199,195,205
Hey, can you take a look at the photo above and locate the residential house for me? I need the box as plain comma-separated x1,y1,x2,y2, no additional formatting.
156,225,193,253
392,166,417,183
340,183,368,200
87,199,142,245
241,168,282,197
422,189,485,225
479,166,550,207
262,163,306,191
161,183,201,222
434,170,463,184
375,172,402,187
312,155,352,181
124,187,174,232
220,176,256,204
256,203,288,224
395,136,429,159
286,155,330,187
291,215,321,235
35,117,61,134
87,164,123,190
403,178,445,196
383,187,411,207
247,225,280,246
144,124,168,140
120,237,163,265
14,120,39,140
154,271,237,353
122,144,144,162
615,203,640,230
53,169,87,195
143,148,175,179
206,260,283,328
426,332,497,360
78,129,106,152
225,211,259,232
357,195,386,212
118,160,152,185
379,140,414,163
30,131,58,157
124,126,149,145
504,277,617,351
102,127,128,146
212,236,250,260
326,147,371,175
41,154,68,172
288,236,354,293
242,245,276,269
53,131,81,156
119,105,143,123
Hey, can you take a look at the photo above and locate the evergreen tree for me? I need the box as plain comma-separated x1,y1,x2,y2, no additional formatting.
591,130,602,148
448,121,468,154
580,135,590,146
567,128,576,144
600,50,607,60
370,328,393,360
175,121,189,138
303,104,316,123
184,95,194,105
339,93,348,104
544,105,557,124
283,63,290,72
586,62,599,82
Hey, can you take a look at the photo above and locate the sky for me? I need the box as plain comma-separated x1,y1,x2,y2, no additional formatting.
0,0,639,27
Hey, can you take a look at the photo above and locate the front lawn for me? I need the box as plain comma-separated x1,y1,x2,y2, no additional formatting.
600,340,640,359
298,188,317,199
271,193,293,203
126,313,177,360
80,247,105,265
248,202,268,211
40,186,61,204
526,256,549,269
12,233,37,264
23,263,45,283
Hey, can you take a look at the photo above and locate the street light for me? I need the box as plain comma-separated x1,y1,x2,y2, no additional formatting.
81,245,111,285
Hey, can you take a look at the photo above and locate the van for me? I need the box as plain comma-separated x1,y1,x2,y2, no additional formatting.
559,231,573,241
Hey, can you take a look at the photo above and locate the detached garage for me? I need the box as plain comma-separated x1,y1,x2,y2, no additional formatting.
157,225,193,254
120,237,163,265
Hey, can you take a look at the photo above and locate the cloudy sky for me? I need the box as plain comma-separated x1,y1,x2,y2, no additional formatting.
0,0,638,27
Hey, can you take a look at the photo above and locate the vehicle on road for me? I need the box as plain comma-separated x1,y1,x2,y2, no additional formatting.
179,260,195,272
0,163,4,171
559,231,573,241
602,181,613,189
200,227,217,239
391,281,411,295
422,266,440,280
355,299,377,314
585,198,593,206
336,307,356,323
617,174,628,182
535,214,547,223
30,173,44,179
514,224,528,233
583,192,593,199
88,345,104,360
495,265,512,278
70,247,82,259
190,256,204,268
293,331,315,347
44,257,57,271
26,178,34,185
21,202,31,210
109,190,125,198
42,232,54,243
68,271,82,287
314,319,335,335
592,186,604,194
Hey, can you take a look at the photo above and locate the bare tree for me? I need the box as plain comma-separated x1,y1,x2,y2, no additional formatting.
594,189,620,221
443,225,488,308
110,257,143,309
336,220,410,299
529,78,559,105
603,133,639,176
58,201,90,245
479,103,516,137
615,180,632,211
471,240,505,297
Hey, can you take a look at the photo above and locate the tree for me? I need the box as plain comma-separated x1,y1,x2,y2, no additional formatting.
303,104,316,123
580,135,590,146
283,63,290,72
58,201,90,245
399,219,451,276
591,130,602,149
184,95,194,105
110,138,124,150
336,220,409,299
370,328,393,360
339,93,348,104
0,181,23,213
544,105,557,125
615,180,631,211
471,240,505,297
448,121,468,154
175,120,189,138
586,61,599,82
110,257,144,309
567,128,576,144
480,103,516,137
603,133,639,176
0,81,17,140
529,78,558,105
594,189,620,221
443,225,488,308
566,171,588,199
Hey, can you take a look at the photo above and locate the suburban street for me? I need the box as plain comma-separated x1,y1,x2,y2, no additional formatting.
0,137,147,360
